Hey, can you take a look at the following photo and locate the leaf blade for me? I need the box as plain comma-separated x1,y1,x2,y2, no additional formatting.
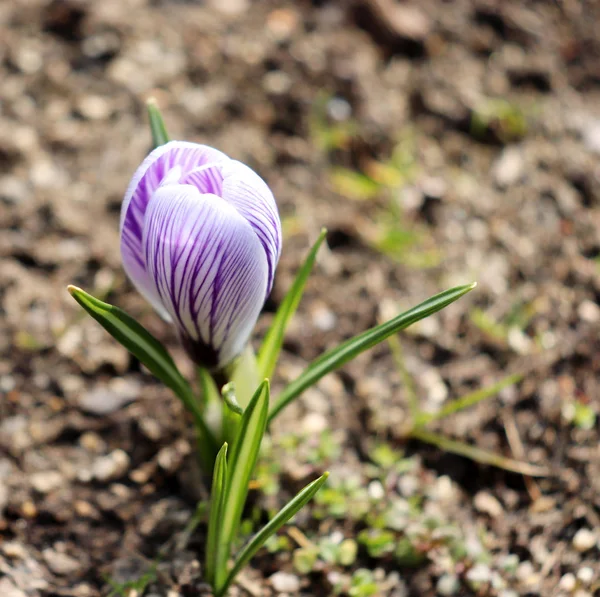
409,428,549,477
146,98,170,148
417,373,523,425
67,286,218,455
214,380,270,592
269,283,477,422
217,472,329,597
205,443,229,586
257,229,328,379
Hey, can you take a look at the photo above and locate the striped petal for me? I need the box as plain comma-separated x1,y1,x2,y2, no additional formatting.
219,160,282,295
120,141,229,317
142,183,269,368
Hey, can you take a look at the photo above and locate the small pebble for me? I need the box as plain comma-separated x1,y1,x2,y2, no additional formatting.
466,563,491,586
311,303,336,332
77,95,111,120
79,379,140,415
262,70,292,95
30,470,64,494
516,560,540,586
437,573,460,595
432,475,458,504
492,147,525,188
559,573,576,591
578,300,600,323
2,541,28,559
270,571,300,593
301,412,328,434
0,578,27,597
368,480,385,500
577,567,594,584
21,500,37,518
474,491,504,518
498,591,518,597
92,450,130,482
43,548,81,576
572,528,596,552
397,475,419,497
79,431,106,453
156,439,190,473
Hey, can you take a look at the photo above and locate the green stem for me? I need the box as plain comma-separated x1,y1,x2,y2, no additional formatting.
224,345,261,409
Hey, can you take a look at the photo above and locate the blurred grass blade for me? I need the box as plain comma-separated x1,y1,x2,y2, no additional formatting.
409,428,549,476
147,98,170,148
386,332,420,421
67,286,218,456
417,373,523,425
269,283,477,422
214,380,270,593
218,472,329,597
205,443,229,587
258,229,328,379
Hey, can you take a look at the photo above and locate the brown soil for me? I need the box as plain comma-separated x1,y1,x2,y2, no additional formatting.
1,1,600,596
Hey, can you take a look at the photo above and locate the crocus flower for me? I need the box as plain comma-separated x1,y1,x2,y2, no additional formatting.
120,141,281,369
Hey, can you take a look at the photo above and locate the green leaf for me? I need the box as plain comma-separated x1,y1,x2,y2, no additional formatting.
214,380,270,593
217,472,329,597
257,229,328,379
409,428,549,476
416,373,523,425
269,283,477,422
67,286,218,457
205,443,229,586
146,98,170,148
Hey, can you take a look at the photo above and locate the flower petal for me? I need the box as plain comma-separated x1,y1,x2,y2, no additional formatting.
120,141,229,317
142,183,269,368
219,160,282,295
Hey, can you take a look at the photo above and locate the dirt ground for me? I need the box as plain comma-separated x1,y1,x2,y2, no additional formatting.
2,0,600,596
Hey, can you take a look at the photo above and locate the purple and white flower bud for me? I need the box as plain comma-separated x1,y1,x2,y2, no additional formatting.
120,141,281,369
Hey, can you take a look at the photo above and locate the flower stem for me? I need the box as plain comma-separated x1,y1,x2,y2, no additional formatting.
223,345,261,409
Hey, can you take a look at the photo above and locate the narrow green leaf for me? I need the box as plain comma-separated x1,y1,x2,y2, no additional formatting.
217,472,329,597
409,428,549,476
269,283,477,422
416,373,523,425
146,98,170,148
67,286,218,456
205,443,229,586
257,229,328,379
214,380,270,592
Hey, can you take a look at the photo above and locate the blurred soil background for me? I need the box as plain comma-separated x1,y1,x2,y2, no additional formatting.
1,0,600,595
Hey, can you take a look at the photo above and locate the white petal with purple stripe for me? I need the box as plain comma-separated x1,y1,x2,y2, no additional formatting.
143,184,268,367
120,140,281,367
120,142,229,319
